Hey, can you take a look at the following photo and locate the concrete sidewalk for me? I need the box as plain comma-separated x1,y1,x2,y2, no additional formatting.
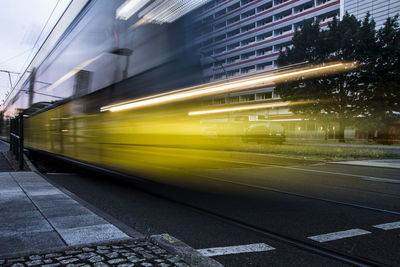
330,159,400,169
0,141,221,266
0,171,135,256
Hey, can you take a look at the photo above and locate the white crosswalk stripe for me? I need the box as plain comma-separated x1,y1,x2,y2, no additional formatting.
373,221,400,230
308,229,371,243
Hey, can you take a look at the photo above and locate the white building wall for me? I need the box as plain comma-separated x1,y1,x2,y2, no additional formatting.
195,0,340,81
343,0,400,28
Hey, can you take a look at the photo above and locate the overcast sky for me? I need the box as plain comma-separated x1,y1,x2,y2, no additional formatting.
0,0,71,103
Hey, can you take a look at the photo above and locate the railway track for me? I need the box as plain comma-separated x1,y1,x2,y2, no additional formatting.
30,150,397,266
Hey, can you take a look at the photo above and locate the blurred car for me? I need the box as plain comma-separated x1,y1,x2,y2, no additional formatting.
243,123,285,144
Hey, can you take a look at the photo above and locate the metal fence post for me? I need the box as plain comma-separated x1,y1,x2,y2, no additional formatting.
15,116,19,161
13,119,17,156
19,113,24,170
9,119,13,152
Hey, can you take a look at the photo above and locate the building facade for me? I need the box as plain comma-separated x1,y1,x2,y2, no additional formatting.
194,0,340,82
342,0,400,28
191,0,399,141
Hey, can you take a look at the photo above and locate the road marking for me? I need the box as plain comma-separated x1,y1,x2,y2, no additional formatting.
281,166,400,184
373,221,400,230
197,243,275,257
308,229,371,243
47,173,77,175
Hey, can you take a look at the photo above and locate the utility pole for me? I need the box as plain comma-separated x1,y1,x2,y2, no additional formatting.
0,69,20,103
0,69,20,89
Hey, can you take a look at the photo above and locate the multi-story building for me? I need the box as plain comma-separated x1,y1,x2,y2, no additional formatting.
189,0,341,140
190,0,397,141
342,0,400,28
194,0,340,82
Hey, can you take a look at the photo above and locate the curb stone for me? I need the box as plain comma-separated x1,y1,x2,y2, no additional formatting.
151,234,223,267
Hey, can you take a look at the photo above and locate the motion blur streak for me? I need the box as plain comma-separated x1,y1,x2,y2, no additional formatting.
45,53,104,92
138,0,209,24
22,62,354,189
116,0,151,20
188,100,315,116
100,62,350,113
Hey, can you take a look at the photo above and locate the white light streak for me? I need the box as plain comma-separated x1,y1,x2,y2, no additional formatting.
116,0,151,20
138,0,209,24
189,102,292,116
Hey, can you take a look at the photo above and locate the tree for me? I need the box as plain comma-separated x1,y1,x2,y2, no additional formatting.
276,13,400,142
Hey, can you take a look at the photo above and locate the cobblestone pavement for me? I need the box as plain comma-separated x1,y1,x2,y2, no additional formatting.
0,239,190,267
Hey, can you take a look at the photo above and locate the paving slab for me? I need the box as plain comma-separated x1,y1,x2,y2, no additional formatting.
0,142,220,266
0,171,135,256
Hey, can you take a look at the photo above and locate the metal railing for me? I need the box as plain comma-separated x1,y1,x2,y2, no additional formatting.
10,113,24,170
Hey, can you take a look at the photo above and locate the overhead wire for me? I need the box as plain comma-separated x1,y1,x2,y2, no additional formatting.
18,0,62,75
0,48,31,67
2,0,65,105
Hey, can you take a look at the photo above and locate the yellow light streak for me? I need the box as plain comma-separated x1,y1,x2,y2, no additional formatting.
265,118,303,122
101,62,351,112
188,100,314,116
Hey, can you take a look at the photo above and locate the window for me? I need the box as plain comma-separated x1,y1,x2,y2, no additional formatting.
257,31,272,41
294,2,314,14
215,21,226,30
228,15,240,25
274,25,292,36
241,66,256,74
256,92,273,99
227,55,240,63
228,69,240,77
257,17,272,27
229,96,240,103
227,3,240,12
274,0,289,5
274,10,292,21
214,47,226,55
214,73,226,79
241,0,255,5
257,2,272,12
241,37,256,46
214,34,226,42
203,15,214,23
240,94,256,102
214,60,226,68
214,98,226,104
241,23,255,33
227,42,240,50
242,51,256,60
228,28,240,37
215,9,226,18
257,46,272,56
242,9,255,19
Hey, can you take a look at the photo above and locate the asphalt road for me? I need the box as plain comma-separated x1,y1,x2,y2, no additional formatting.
30,152,400,266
